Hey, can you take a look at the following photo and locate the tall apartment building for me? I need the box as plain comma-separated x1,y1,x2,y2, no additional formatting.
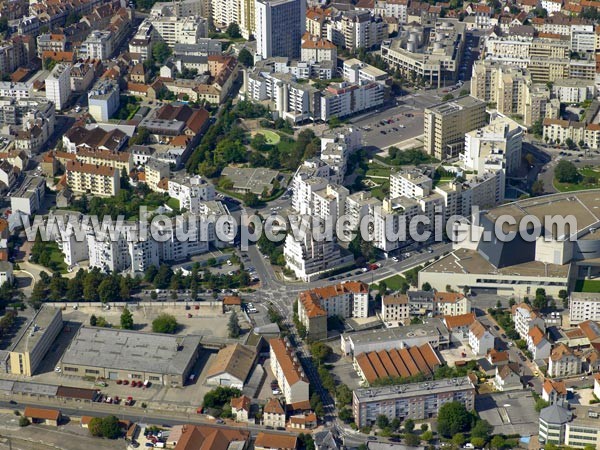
88,79,119,122
269,338,310,405
8,306,62,376
45,63,71,111
326,10,386,51
81,30,113,60
423,96,486,160
283,220,354,282
569,293,600,325
255,0,305,59
239,0,255,39
66,161,120,197
470,60,561,127
570,24,596,54
297,281,369,340
210,0,240,32
352,377,475,427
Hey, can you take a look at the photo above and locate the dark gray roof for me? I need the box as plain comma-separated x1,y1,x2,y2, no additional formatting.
540,404,572,425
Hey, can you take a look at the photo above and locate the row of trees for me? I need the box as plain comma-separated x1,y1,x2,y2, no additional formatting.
30,269,138,308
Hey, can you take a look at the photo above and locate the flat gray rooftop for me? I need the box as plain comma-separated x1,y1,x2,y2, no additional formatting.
476,392,539,436
342,318,448,346
11,306,61,354
354,376,473,402
61,327,200,376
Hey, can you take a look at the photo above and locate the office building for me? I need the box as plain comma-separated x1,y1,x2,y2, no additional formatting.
8,306,62,376
255,0,305,59
539,404,600,449
88,79,120,122
45,63,71,111
423,96,486,160
352,376,475,427
381,20,465,88
60,327,200,386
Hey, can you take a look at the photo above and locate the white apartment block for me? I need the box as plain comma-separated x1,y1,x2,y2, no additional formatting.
571,25,596,53
512,302,544,340
462,116,524,177
342,59,388,84
390,169,433,199
469,320,494,356
66,161,119,197
552,79,596,104
319,80,386,121
168,175,216,214
569,293,600,325
148,16,207,47
375,0,408,22
283,221,354,282
45,63,71,111
326,10,386,51
269,338,310,405
81,30,113,60
435,292,471,316
209,0,239,30
540,0,563,14
0,82,32,100
548,343,582,378
320,126,362,184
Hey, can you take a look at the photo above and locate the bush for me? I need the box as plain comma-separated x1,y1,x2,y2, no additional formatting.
88,415,121,439
18,417,30,427
152,314,178,334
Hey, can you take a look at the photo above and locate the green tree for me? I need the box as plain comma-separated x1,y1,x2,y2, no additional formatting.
226,23,241,39
18,416,30,427
452,433,466,446
471,419,493,439
152,41,172,65
310,342,332,364
442,93,454,101
531,119,543,137
88,415,121,439
533,288,547,310
532,180,544,196
90,314,97,326
228,311,241,338
404,433,420,446
421,430,434,442
559,289,568,308
120,307,134,330
335,384,353,407
404,418,415,432
98,277,119,304
437,401,472,437
376,414,389,429
421,282,432,291
471,437,486,448
238,48,254,67
243,192,261,207
555,159,579,183
338,408,353,423
490,435,506,449
152,313,178,333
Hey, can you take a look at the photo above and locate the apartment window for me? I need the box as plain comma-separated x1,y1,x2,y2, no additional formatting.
64,366,79,372
85,369,100,374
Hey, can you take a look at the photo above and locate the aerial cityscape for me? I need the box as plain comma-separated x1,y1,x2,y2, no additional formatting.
1,0,600,449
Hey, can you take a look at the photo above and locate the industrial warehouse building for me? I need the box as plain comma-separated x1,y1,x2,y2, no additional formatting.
60,327,201,386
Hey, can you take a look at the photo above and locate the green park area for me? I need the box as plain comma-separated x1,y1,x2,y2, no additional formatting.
251,129,281,145
554,160,600,193
574,279,600,293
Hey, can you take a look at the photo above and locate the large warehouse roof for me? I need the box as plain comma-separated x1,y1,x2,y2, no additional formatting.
61,327,200,375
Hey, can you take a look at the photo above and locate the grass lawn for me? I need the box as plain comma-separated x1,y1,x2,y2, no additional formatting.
574,279,600,292
252,129,281,145
554,167,600,192
383,275,408,291
366,166,391,178
166,197,180,211
370,180,390,201
433,177,454,187
49,248,68,273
